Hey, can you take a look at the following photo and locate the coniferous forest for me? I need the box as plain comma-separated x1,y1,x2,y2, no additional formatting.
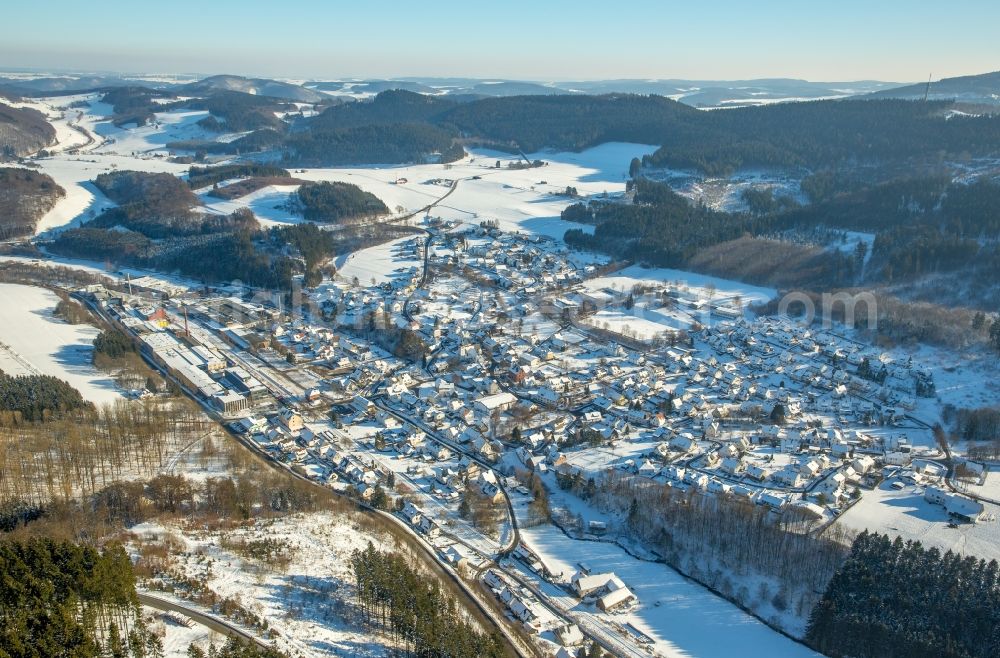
806,531,1000,658
351,542,509,658
0,369,91,422
0,538,158,658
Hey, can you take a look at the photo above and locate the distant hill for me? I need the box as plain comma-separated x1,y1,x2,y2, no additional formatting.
308,80,441,96
339,77,896,107
308,89,458,129
868,70,1000,104
0,72,904,108
559,78,897,107
0,102,56,159
0,75,144,96
181,75,325,103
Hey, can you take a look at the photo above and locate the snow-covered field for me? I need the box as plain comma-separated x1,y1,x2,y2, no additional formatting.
289,142,657,240
580,263,777,334
336,236,422,286
517,523,823,658
0,283,122,404
585,264,776,305
837,479,1000,562
29,153,186,236
94,108,215,155
585,308,690,339
17,92,656,251
906,343,1000,415
201,185,304,226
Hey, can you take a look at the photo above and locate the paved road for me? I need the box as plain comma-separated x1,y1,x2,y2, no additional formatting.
138,592,269,649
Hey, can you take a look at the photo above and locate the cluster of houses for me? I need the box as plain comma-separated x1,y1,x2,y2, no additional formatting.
483,569,553,630
448,227,592,293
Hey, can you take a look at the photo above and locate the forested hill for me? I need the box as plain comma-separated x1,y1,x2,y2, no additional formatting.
806,531,1000,658
0,101,56,159
308,91,700,152
146,84,1000,170
441,93,699,151
866,69,1000,103
305,90,1000,171
642,99,1000,175
309,89,458,129
564,175,1000,296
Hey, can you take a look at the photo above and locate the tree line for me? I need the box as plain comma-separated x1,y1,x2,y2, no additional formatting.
555,468,851,628
186,163,292,189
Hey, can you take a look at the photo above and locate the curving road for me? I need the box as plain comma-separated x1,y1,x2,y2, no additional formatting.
138,592,269,649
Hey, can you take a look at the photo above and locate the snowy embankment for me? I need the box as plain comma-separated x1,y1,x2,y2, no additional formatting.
0,283,122,404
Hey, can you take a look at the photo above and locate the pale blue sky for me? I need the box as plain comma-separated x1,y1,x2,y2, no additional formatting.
2,0,998,82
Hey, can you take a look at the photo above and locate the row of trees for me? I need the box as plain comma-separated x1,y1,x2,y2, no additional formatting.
806,531,1000,658
954,407,1000,461
554,468,850,626
351,542,509,658
187,163,291,189
187,639,290,658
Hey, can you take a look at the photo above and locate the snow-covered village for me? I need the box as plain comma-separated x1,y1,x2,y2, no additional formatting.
4,10,1000,657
